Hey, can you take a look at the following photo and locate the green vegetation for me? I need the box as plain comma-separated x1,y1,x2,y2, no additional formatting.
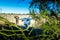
0,0,60,40
0,16,42,40
29,9,60,40
0,16,28,40
29,0,60,39
0,10,60,40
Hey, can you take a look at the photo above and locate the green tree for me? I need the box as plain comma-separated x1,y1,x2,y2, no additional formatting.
29,0,60,40
29,0,58,17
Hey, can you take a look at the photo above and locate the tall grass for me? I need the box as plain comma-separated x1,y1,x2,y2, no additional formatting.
0,10,60,40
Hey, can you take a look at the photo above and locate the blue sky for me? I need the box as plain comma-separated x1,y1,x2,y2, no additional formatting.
0,0,31,14
0,0,58,14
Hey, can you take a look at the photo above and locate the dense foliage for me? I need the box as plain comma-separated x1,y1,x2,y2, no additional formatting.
29,9,60,40
0,16,43,40
0,0,60,40
29,0,60,39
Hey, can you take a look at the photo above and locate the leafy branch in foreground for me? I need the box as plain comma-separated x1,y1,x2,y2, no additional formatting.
29,8,60,40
